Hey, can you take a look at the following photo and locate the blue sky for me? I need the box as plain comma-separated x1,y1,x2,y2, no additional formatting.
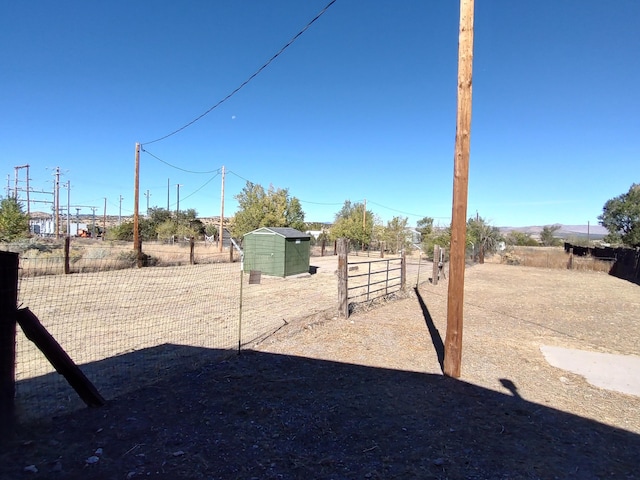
1,1,638,228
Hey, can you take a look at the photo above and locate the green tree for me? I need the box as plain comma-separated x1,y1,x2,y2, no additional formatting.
539,225,562,247
420,225,451,259
416,216,434,238
381,216,409,254
231,182,305,238
0,197,30,242
598,184,640,247
205,223,218,239
330,200,374,250
107,207,203,241
467,216,503,262
505,230,539,247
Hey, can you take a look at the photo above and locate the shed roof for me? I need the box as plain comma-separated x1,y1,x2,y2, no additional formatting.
244,227,310,239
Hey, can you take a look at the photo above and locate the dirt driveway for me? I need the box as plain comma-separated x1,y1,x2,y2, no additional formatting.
2,262,639,479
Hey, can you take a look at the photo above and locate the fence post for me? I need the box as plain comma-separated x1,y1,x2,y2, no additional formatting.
337,238,348,318
0,251,18,431
432,245,440,285
136,238,144,268
568,247,574,270
64,236,71,274
321,239,325,257
229,245,234,263
190,237,195,265
380,241,384,258
401,250,406,290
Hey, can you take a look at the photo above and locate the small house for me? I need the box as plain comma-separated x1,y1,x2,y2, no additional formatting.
243,227,310,277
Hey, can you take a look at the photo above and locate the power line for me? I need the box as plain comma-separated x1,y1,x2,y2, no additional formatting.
366,200,450,220
141,0,337,146
178,172,221,203
141,148,221,174
226,170,253,184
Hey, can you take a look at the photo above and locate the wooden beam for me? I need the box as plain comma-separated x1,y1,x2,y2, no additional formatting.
444,0,475,378
17,308,105,408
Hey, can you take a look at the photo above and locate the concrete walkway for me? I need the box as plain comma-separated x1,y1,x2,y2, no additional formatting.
541,345,640,397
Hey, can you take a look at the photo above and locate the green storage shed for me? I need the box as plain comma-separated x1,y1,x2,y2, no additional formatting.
243,227,311,277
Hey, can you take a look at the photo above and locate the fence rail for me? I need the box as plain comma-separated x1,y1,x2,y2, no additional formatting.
347,258,403,303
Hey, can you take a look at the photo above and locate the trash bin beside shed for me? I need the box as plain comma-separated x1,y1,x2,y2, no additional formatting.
242,227,310,277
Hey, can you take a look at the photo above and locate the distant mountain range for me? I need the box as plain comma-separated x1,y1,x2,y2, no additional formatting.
499,224,608,239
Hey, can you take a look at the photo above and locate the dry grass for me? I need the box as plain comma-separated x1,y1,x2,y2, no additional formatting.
3,238,234,276
496,246,613,272
2,261,639,479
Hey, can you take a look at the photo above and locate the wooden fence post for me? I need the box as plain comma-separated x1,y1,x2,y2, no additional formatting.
0,251,19,431
229,245,234,263
190,237,195,265
568,247,574,270
321,239,325,257
432,245,440,285
401,250,406,290
64,236,71,274
337,238,348,318
136,238,144,268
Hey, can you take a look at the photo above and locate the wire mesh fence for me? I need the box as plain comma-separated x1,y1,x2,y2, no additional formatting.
15,246,241,421
4,237,429,423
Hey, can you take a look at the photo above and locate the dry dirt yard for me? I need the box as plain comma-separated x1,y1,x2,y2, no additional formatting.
2,262,639,479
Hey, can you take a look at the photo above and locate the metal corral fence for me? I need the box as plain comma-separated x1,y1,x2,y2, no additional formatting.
347,257,404,304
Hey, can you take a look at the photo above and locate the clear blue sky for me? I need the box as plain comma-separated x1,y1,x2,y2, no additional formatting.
1,1,638,228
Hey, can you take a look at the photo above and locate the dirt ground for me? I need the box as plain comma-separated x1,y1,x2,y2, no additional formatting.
2,262,639,479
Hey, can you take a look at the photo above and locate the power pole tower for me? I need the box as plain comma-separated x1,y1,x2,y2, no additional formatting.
176,184,182,216
144,190,151,216
13,165,30,216
444,0,475,379
167,178,170,211
119,195,123,225
64,181,71,236
103,198,107,237
363,198,367,252
133,143,140,254
91,207,97,237
219,166,225,252
54,167,61,239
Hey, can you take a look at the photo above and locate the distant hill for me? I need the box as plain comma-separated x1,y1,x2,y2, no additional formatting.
499,224,608,240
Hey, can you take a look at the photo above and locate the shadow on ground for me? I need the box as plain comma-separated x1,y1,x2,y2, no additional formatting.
2,346,638,479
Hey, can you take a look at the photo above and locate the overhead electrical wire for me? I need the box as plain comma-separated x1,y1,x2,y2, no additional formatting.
141,0,337,146
141,148,221,174
177,172,221,203
227,170,253,184
366,200,451,220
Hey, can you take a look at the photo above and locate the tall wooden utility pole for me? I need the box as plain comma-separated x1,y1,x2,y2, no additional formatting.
133,143,140,253
363,198,366,230
444,0,475,378
219,166,225,252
